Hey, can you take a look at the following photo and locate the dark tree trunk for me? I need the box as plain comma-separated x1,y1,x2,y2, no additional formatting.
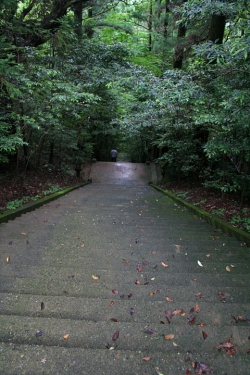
173,0,187,69
73,1,83,38
173,22,186,69
148,0,153,51
208,15,226,44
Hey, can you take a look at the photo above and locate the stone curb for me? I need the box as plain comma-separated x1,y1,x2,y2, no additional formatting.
149,183,250,247
0,180,92,225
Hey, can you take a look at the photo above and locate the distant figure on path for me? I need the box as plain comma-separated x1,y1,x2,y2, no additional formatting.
111,149,118,162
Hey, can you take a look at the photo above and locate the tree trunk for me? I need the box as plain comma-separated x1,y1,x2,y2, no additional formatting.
148,0,153,51
208,15,226,44
173,0,187,69
73,1,83,38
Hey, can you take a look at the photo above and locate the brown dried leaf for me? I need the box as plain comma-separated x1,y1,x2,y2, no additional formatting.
226,266,231,272
112,289,119,294
110,318,119,322
172,309,184,316
188,314,196,325
164,334,174,340
92,275,100,280
165,296,173,302
165,310,172,323
112,330,120,340
41,302,45,310
135,280,141,285
195,302,200,313
63,334,69,340
202,331,208,340
109,300,114,306
6,256,10,263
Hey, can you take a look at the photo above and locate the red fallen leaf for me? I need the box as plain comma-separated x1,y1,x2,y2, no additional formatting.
218,291,226,299
127,293,133,298
192,361,214,374
109,300,114,306
110,318,119,322
68,275,74,279
135,280,141,285
160,321,165,324
189,307,195,313
112,330,120,340
192,278,197,281
41,302,45,310
202,330,208,340
195,302,200,313
165,296,173,302
247,349,250,354
144,281,149,285
142,357,151,361
137,266,143,272
188,314,196,325
186,371,192,375
217,338,235,354
154,289,160,294
165,310,172,323
112,289,119,294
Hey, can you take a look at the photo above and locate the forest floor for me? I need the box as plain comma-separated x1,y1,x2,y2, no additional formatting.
0,162,91,215
0,163,250,234
159,181,250,235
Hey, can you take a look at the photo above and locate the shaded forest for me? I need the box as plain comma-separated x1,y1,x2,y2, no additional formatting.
0,0,250,226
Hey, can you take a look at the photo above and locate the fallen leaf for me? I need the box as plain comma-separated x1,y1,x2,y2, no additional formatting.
63,334,69,340
109,300,114,306
217,337,235,354
195,302,200,313
127,293,133,298
173,342,178,347
68,275,74,279
144,328,155,334
195,292,205,298
112,289,119,294
81,243,85,247
186,371,192,375
226,266,231,272
165,310,172,323
41,302,45,310
112,330,120,340
192,361,214,374
172,309,185,316
188,314,196,325
165,296,173,302
164,334,174,340
202,331,208,340
92,275,100,280
135,280,141,285
36,331,43,337
206,254,210,258
149,292,154,296
130,308,135,316
6,256,10,263
161,262,168,268
197,260,203,267
142,357,151,361
218,291,226,299
21,232,27,236
110,318,119,322
155,367,164,375
192,278,197,281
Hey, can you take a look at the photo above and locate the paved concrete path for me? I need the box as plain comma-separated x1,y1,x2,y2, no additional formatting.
0,162,250,375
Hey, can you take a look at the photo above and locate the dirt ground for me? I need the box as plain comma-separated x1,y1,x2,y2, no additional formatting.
160,181,250,234
0,162,91,215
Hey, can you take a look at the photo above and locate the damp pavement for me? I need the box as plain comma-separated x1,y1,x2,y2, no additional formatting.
0,161,250,375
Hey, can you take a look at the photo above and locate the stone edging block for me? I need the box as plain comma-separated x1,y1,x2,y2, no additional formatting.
149,183,250,247
0,180,92,224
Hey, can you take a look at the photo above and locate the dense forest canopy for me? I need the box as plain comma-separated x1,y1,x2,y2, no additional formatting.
0,0,250,202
